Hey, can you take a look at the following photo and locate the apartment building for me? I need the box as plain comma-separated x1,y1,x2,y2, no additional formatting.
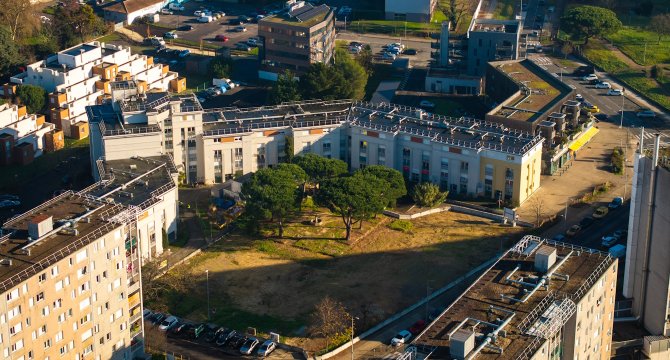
9,41,179,138
86,82,544,204
258,2,335,80
103,0,169,25
623,132,670,337
410,235,618,360
467,18,522,76
0,103,62,165
0,191,146,360
385,0,436,22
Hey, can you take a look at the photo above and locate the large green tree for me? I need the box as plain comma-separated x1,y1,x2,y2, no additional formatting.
16,85,46,114
317,173,389,241
333,48,367,100
412,182,448,208
268,70,301,104
242,167,303,238
294,153,348,189
209,56,233,79
0,26,22,79
560,6,622,45
300,62,344,100
359,165,406,207
53,0,107,47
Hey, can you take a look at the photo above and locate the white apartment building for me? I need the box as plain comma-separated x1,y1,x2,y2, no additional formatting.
10,42,181,138
0,103,57,159
87,86,544,205
410,236,618,360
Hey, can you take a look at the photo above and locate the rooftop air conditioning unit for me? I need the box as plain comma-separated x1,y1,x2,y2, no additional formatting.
0,259,12,266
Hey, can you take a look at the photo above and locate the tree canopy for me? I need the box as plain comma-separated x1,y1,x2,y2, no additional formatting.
332,48,367,100
0,0,37,42
242,167,304,238
53,1,107,48
268,70,301,104
412,182,448,208
0,26,23,79
358,165,406,207
317,172,389,241
209,56,233,79
294,153,348,186
560,6,622,44
300,50,368,100
650,13,670,44
16,85,46,114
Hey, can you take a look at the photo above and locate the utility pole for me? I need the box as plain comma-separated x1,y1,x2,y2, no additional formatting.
643,41,647,64
620,94,625,128
206,270,210,321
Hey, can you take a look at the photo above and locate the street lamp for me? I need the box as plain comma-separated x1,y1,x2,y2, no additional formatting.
351,315,359,360
205,270,210,321
619,94,625,129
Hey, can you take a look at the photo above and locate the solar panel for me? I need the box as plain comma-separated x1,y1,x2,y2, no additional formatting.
295,4,329,22
288,3,313,17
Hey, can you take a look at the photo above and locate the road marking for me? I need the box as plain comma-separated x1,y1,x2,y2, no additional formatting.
531,56,552,65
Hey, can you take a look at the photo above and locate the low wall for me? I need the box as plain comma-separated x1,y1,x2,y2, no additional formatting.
314,256,499,359
383,206,450,219
449,204,534,228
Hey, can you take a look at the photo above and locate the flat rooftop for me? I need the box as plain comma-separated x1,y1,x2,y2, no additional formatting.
471,18,520,33
85,155,177,209
489,60,571,123
262,4,332,27
0,193,125,293
44,43,120,72
86,103,162,136
349,102,543,155
412,236,616,359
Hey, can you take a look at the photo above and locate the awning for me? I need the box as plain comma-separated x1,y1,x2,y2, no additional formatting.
569,126,599,151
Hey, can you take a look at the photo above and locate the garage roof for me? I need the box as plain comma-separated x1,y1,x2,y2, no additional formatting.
105,0,164,14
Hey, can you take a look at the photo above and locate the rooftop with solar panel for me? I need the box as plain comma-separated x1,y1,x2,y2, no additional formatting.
262,1,332,26
410,235,616,359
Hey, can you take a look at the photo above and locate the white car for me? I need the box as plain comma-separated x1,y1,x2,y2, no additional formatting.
607,88,624,96
194,10,203,16
595,81,611,89
582,74,598,81
161,8,173,15
575,93,584,102
382,52,396,60
247,38,258,46
391,330,412,346
158,316,178,331
257,340,276,357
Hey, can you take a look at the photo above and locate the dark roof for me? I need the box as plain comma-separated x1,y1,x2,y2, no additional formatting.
105,0,164,14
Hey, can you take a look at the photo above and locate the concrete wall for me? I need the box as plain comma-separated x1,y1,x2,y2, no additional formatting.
103,133,164,161
384,0,435,22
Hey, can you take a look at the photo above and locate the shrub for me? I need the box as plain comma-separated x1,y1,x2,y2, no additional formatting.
611,147,625,175
388,220,413,233
412,182,448,207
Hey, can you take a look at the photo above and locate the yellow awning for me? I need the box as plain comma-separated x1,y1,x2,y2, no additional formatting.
569,126,599,151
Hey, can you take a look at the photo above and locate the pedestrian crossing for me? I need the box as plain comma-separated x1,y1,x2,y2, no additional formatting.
632,131,670,148
531,56,552,65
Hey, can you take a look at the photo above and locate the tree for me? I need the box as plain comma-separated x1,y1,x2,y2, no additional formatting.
412,182,448,208
0,26,23,79
333,48,367,100
268,70,301,104
300,62,343,100
53,0,107,47
294,153,348,188
209,56,233,79
0,0,36,42
561,6,622,45
355,45,374,75
359,165,406,207
284,135,294,163
317,173,389,241
242,167,302,238
309,296,350,352
650,13,670,44
529,196,545,227
16,85,46,114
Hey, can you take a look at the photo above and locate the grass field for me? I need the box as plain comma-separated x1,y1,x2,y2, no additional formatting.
146,210,525,349
606,28,670,66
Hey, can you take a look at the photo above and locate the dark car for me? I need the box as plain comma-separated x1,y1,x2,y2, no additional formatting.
204,324,222,342
149,313,165,325
238,15,252,22
227,333,246,349
230,19,243,25
573,65,595,76
403,48,417,55
170,322,188,335
178,25,194,31
216,329,237,346
580,217,595,228
409,320,427,335
187,323,206,339
594,113,609,122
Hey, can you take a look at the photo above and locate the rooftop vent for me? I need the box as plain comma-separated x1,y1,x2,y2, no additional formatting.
28,215,53,240
129,164,137,170
450,329,475,360
0,258,12,266
58,227,79,236
535,245,557,273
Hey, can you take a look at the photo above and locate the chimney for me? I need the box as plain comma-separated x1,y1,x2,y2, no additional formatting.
28,215,54,240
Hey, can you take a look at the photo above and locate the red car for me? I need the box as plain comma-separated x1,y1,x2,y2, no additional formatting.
409,320,427,335
215,35,229,42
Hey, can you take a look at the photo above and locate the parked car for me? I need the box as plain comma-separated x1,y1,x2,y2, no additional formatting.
575,93,584,102
198,15,213,23
240,337,260,355
409,320,427,335
142,309,152,318
582,74,598,81
150,313,165,325
236,43,251,51
609,244,626,258
164,31,178,39
0,194,19,201
595,81,611,89
607,88,624,96
582,103,600,113
215,34,229,42
637,109,656,118
592,206,609,219
161,8,173,15
601,235,618,247
178,50,190,58
169,3,184,11
178,25,194,31
194,10,203,16
187,323,206,339
609,197,623,209
171,322,188,335
0,200,20,208
391,330,412,346
403,48,417,55
382,52,396,60
247,38,258,46
227,333,246,349
566,224,581,236
234,26,247,32
419,100,435,109
594,113,609,122
257,340,277,357
206,327,225,342
580,216,595,228
216,329,237,346
159,316,179,331
552,234,566,241
613,229,627,239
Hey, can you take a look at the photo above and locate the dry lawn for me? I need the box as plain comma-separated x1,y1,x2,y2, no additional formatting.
158,211,525,346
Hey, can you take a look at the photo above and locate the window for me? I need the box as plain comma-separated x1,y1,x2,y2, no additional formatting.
38,273,47,282
9,323,22,336
35,292,44,302
11,339,23,352
55,280,63,291
6,288,19,302
460,161,469,173
8,305,21,320
44,339,51,349
54,331,63,342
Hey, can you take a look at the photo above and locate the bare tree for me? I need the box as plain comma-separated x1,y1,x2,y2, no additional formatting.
144,325,168,354
0,0,37,41
650,13,670,44
529,196,545,227
309,297,351,351
141,260,196,305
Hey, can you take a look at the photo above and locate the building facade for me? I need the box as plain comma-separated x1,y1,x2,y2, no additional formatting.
258,3,335,80
9,42,179,137
0,103,61,163
385,0,436,22
623,133,670,337
0,192,147,360
467,19,522,76
103,0,169,25
411,236,618,360
87,86,544,205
